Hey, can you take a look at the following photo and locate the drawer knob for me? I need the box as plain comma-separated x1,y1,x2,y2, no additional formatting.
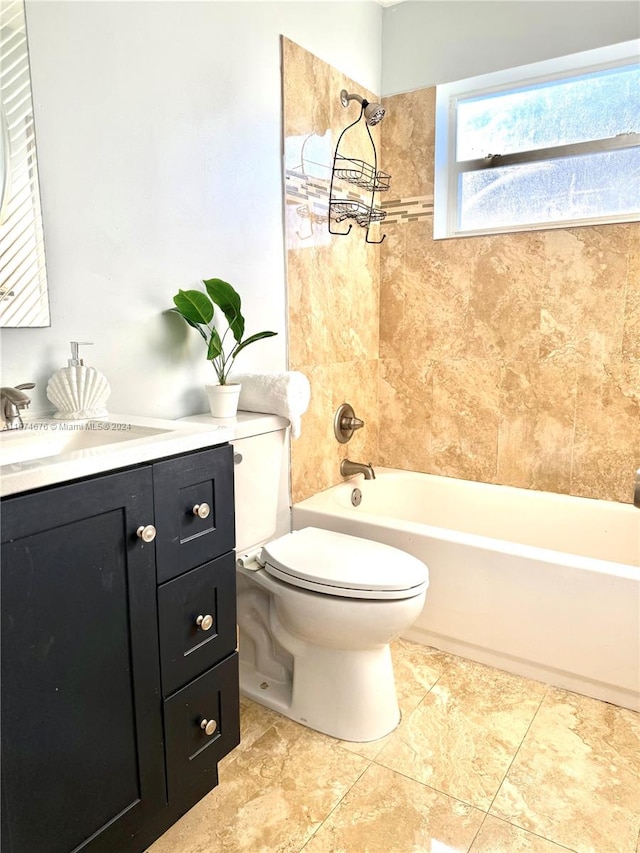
196,614,214,631
192,502,211,519
200,718,217,736
136,524,156,543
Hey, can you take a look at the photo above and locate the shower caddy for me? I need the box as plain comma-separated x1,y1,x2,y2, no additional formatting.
328,89,390,244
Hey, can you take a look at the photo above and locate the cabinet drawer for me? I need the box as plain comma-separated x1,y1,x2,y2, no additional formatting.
154,445,235,583
164,654,240,802
158,553,237,696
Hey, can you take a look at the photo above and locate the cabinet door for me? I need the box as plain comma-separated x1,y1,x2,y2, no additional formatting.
1,469,165,853
153,445,235,583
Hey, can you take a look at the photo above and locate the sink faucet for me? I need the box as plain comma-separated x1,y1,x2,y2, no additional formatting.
340,458,376,480
1,383,35,429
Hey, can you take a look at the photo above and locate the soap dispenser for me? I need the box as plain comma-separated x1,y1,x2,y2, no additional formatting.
46,341,111,420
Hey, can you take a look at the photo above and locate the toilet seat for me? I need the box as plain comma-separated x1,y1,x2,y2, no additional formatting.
260,527,429,601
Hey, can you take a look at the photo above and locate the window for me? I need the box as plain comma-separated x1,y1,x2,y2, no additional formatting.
434,41,640,238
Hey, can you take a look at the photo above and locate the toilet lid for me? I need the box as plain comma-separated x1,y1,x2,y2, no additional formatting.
260,527,429,600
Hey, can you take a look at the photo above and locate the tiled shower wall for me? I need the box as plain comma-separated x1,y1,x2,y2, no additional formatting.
379,88,640,504
284,42,640,504
283,38,381,503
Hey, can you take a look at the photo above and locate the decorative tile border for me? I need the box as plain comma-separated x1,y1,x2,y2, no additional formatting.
285,168,329,206
285,169,434,229
380,194,434,224
285,168,375,207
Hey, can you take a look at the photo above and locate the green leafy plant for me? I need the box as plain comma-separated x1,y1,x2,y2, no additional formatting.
170,278,277,385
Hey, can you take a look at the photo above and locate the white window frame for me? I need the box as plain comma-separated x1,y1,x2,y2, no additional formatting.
434,40,640,239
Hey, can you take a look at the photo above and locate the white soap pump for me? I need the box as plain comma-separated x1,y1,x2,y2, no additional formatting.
46,341,111,420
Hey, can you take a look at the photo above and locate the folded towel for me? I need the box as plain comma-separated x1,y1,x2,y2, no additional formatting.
230,371,311,439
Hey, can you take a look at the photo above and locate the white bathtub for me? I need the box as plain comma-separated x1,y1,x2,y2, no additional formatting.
292,468,640,712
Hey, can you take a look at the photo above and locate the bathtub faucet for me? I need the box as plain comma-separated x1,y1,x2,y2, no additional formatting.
340,459,376,480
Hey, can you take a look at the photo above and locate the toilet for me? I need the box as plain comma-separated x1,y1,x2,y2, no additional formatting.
232,415,429,742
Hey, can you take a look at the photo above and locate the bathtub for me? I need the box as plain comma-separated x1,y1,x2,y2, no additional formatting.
292,468,640,712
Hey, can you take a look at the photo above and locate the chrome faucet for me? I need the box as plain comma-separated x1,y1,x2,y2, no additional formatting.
1,383,35,429
340,458,376,480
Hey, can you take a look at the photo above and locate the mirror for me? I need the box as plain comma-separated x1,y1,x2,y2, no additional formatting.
0,0,50,327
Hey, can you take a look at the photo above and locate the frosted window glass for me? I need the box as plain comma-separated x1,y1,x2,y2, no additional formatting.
459,147,640,231
457,64,640,161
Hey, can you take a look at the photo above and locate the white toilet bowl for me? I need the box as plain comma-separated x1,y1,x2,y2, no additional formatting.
237,526,428,742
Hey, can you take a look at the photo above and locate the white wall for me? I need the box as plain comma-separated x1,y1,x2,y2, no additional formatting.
2,1,382,418
382,1,640,93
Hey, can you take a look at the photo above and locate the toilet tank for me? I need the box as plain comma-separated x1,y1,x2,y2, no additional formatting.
232,415,289,554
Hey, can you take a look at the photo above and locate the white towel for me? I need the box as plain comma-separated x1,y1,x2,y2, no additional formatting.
230,371,311,439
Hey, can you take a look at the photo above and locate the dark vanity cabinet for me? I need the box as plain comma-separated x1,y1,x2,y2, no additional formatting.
0,445,240,853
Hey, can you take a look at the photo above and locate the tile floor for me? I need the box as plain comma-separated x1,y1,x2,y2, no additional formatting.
148,640,640,853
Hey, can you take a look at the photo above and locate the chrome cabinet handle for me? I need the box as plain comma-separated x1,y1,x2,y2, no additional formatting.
192,502,210,519
196,614,213,631
136,524,156,543
200,718,217,736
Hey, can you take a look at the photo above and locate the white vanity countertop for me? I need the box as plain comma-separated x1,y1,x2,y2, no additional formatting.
0,413,234,498
180,411,289,439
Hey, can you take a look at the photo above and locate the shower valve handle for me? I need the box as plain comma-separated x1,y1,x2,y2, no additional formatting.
341,416,364,431
334,403,365,444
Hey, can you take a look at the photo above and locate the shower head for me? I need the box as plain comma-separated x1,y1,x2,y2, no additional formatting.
340,89,386,126
363,102,385,126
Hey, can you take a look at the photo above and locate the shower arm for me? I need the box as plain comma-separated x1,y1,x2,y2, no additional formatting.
341,91,363,108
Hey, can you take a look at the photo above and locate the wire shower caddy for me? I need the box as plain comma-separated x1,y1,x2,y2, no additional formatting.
328,94,390,244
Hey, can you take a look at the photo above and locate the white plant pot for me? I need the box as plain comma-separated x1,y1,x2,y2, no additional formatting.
205,383,242,418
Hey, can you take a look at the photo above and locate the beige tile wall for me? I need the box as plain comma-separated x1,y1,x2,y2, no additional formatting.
283,38,381,503
284,44,640,504
379,88,640,503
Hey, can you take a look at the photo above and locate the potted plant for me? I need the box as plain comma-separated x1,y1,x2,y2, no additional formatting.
170,277,277,417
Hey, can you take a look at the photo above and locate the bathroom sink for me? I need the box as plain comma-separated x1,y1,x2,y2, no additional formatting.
0,421,170,465
0,414,234,498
